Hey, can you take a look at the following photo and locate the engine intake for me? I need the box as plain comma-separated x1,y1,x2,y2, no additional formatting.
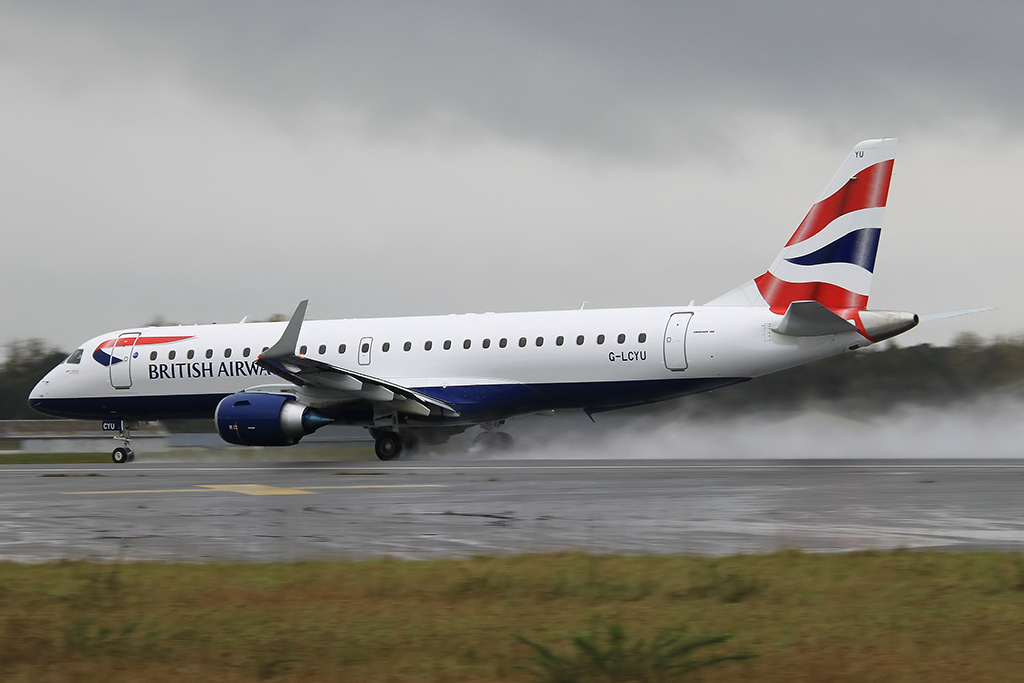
215,392,333,446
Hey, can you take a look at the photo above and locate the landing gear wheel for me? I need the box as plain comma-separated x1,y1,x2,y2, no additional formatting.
473,431,514,451
374,432,403,461
111,422,137,464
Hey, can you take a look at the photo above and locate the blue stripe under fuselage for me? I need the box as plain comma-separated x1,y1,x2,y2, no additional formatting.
29,376,748,424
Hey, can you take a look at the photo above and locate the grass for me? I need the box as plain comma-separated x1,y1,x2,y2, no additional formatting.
518,623,753,682
1,551,1024,682
0,452,111,464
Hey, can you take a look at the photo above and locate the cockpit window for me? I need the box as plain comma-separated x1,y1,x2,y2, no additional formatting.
65,349,84,365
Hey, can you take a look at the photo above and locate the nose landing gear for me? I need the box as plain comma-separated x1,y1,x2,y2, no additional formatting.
111,422,137,464
112,446,134,464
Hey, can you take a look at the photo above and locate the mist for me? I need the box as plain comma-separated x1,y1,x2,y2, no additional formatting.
434,398,1024,460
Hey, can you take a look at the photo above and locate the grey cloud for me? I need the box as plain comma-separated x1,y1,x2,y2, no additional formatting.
2,1,1021,355
21,1,1024,158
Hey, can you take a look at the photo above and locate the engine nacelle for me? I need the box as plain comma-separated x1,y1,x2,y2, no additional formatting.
215,392,333,446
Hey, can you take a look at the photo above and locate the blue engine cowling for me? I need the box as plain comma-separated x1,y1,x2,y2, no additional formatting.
215,392,334,446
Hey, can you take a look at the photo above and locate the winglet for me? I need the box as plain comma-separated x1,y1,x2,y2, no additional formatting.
260,300,308,360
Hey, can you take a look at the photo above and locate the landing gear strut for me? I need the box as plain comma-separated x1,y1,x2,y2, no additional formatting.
111,422,137,464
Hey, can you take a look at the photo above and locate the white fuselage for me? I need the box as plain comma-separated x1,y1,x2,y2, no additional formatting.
30,304,868,425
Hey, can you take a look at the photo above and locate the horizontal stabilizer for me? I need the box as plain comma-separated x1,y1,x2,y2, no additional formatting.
920,308,994,322
773,301,857,337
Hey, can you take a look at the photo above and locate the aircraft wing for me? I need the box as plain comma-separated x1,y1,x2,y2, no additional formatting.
255,301,460,419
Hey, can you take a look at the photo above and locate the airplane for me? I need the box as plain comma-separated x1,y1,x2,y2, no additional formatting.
30,138,919,463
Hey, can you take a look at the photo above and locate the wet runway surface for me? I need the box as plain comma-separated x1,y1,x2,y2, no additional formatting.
2,459,1024,562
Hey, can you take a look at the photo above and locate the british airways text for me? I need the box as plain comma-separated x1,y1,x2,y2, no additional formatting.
148,361,271,380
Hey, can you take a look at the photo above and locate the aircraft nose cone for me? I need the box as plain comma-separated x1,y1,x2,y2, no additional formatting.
29,378,48,399
28,376,50,416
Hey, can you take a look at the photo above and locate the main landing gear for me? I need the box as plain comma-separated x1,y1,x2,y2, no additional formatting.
370,429,419,461
111,422,137,464
473,430,514,451
368,424,510,460
472,421,514,452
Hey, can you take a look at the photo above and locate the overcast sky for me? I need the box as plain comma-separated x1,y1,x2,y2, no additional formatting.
3,1,1022,356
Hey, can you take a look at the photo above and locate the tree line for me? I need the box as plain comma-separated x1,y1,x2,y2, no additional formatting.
3,335,1024,422
675,334,1024,418
0,340,70,420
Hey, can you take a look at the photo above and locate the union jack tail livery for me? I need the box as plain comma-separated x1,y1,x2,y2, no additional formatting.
708,138,897,314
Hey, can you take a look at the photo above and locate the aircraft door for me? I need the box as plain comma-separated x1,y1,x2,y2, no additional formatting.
358,337,372,366
109,333,141,389
663,313,693,371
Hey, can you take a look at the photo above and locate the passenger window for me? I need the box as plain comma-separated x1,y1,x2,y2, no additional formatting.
638,333,647,343
339,344,347,354
187,350,194,360
169,350,177,360
483,338,491,349
225,348,232,358
206,349,214,358
425,340,433,351
596,335,605,345
463,339,471,349
617,334,626,344
299,345,307,356
518,337,527,347
262,346,269,353
444,340,452,350
150,351,157,361
556,336,564,346
318,344,326,354
65,349,84,365
382,342,390,352
499,338,508,348
361,342,370,354
243,347,251,357
536,337,544,347
576,335,585,345
404,341,412,352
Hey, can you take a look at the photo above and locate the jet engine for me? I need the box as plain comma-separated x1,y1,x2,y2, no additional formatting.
214,392,333,446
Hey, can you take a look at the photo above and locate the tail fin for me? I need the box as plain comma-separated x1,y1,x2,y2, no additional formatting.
707,138,897,313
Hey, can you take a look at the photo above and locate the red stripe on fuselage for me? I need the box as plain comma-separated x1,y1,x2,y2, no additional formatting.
97,335,195,350
785,159,893,247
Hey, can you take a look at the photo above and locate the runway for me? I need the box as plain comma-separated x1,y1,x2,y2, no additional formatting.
2,458,1024,562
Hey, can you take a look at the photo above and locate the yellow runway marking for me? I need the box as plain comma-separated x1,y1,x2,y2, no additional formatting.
303,485,445,491
199,484,313,496
63,484,446,496
64,489,203,495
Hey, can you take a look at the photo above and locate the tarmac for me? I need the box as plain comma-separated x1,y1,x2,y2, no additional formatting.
2,457,1024,562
